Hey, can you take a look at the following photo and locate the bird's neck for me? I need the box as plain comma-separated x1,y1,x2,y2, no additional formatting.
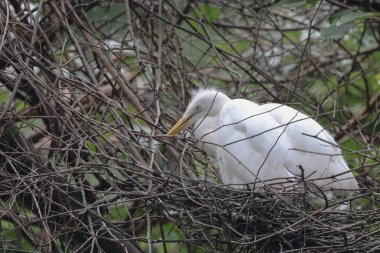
193,115,220,158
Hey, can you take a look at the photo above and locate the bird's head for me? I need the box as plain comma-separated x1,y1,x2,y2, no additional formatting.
167,89,230,136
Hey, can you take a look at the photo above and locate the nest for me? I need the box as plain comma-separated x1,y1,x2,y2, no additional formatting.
1,121,378,252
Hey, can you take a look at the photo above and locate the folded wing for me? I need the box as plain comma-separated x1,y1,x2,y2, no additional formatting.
217,99,293,188
260,103,358,197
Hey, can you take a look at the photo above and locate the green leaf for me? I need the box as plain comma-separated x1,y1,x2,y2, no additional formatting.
338,11,376,25
1,220,16,239
108,206,128,221
85,173,100,187
195,4,221,22
329,10,377,25
286,30,302,41
0,88,10,104
320,22,354,41
328,10,353,24
274,0,305,5
86,141,97,152
305,0,318,6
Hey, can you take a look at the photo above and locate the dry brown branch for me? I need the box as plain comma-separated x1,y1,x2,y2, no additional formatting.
0,0,379,252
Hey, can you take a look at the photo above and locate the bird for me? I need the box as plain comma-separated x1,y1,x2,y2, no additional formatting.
167,88,358,204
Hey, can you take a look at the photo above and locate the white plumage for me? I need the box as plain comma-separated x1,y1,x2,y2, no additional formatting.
167,89,358,202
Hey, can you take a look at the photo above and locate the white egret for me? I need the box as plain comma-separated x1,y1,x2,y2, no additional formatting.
167,89,358,201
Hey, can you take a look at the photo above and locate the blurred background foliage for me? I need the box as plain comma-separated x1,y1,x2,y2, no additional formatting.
0,0,379,252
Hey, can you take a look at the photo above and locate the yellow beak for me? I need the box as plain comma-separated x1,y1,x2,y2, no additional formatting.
167,116,189,136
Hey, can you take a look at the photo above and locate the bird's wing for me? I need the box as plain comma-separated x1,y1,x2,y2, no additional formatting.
216,99,293,187
260,103,358,192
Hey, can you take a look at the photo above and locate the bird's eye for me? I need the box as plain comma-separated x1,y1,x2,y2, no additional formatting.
196,105,201,110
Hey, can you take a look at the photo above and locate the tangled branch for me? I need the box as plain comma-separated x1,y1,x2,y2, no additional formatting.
0,0,379,252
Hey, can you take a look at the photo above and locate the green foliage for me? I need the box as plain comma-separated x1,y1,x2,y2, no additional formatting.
193,3,221,22
85,173,100,187
108,205,129,221
274,0,306,5
139,223,192,253
320,22,355,41
86,140,97,153
328,10,377,24
321,10,378,40
1,220,35,251
1,220,16,242
180,38,213,67
0,88,10,104
86,3,126,38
